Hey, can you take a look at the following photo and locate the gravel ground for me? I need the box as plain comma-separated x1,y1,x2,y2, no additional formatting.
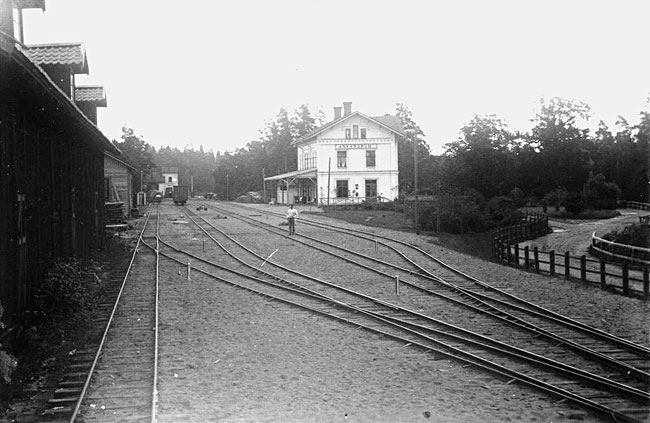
150,202,649,423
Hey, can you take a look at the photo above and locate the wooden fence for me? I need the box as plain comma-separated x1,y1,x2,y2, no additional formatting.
591,232,650,267
492,212,650,299
623,200,650,211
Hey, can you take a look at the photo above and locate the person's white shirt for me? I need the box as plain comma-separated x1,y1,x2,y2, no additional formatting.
287,207,298,218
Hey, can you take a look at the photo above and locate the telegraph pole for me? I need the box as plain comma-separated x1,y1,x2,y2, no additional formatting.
413,134,419,235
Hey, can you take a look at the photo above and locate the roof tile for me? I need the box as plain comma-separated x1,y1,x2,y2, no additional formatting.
23,43,89,74
75,85,106,106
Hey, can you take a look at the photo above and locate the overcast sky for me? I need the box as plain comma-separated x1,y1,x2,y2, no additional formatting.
22,0,650,154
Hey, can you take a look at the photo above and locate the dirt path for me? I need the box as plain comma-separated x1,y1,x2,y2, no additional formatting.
520,209,643,256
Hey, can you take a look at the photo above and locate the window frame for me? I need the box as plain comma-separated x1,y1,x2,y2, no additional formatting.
366,149,376,168
337,150,347,168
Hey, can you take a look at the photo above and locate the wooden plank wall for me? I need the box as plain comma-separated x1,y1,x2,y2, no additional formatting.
0,57,105,329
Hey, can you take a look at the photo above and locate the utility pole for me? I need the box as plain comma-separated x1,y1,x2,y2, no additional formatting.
262,168,266,202
413,134,419,235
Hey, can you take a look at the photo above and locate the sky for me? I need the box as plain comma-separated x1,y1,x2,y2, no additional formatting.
21,0,650,155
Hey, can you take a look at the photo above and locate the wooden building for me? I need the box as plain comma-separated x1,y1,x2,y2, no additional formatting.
104,152,137,218
0,0,120,329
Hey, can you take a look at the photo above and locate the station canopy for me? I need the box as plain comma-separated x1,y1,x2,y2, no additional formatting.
264,168,316,183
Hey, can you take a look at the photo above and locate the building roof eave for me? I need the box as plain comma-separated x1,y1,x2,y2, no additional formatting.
10,46,120,155
293,111,405,145
264,168,317,181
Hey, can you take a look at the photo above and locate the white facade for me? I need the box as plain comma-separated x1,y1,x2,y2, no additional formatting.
158,169,179,196
296,112,402,203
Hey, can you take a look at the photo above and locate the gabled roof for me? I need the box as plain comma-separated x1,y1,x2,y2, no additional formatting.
75,85,106,106
161,166,179,174
23,42,89,74
294,111,405,145
9,45,119,155
105,152,138,172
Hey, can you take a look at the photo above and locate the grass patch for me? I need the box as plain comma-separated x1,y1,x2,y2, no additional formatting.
314,209,494,261
521,206,620,220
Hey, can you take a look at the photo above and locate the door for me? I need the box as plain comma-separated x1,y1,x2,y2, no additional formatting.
365,179,377,201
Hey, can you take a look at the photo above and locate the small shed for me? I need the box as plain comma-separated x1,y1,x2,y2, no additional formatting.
104,152,137,219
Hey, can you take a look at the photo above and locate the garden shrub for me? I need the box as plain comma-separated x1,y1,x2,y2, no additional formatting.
564,191,586,214
602,223,650,248
31,258,100,324
585,173,621,210
485,196,522,226
0,302,17,389
543,187,568,212
419,192,489,234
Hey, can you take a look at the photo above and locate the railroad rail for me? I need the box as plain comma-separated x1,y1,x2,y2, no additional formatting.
154,201,650,422
63,205,161,422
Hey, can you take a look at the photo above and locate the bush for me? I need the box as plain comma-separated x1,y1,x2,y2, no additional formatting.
419,192,489,234
563,191,586,214
543,188,568,212
585,173,621,210
485,196,522,226
0,302,17,391
31,258,100,324
509,187,527,208
602,224,650,248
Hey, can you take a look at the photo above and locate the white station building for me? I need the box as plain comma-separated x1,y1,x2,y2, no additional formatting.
265,102,404,205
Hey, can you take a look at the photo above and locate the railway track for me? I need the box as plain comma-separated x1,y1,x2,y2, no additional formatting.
204,202,650,378
176,201,650,422
44,206,161,422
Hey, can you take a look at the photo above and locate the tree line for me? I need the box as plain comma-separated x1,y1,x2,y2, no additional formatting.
113,97,649,210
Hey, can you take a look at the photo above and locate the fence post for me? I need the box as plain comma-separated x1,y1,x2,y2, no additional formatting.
565,252,571,279
524,246,530,270
507,245,512,265
580,255,587,281
514,244,520,267
533,247,539,273
549,250,555,275
644,265,649,299
600,259,606,290
622,262,629,296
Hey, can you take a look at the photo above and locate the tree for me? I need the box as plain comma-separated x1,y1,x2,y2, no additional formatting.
443,115,517,198
395,103,430,193
114,127,156,171
528,97,593,193
211,104,321,199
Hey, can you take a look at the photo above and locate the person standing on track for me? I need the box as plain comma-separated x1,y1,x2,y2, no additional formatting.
286,204,298,235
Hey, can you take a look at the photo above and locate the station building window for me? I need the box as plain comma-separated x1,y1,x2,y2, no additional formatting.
337,150,347,168
336,180,349,198
360,128,367,139
345,128,351,139
366,150,376,167
353,125,359,139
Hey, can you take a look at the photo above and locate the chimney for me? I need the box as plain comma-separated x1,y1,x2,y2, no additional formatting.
333,106,342,120
343,102,352,116
0,0,14,53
